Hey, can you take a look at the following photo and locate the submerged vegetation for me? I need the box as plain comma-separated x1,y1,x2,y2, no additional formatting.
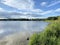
29,16,60,45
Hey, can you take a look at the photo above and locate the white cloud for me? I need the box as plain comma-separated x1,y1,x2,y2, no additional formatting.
10,15,33,19
22,12,32,15
0,8,13,12
40,2,47,6
18,9,43,15
1,0,44,16
2,0,43,13
0,8,8,19
0,30,5,34
55,8,60,12
0,0,60,18
2,0,34,10
41,10,53,15
31,9,43,13
40,8,60,16
47,1,60,7
0,8,6,12
0,17,7,19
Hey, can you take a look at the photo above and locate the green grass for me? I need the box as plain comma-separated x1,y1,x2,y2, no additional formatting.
29,16,60,45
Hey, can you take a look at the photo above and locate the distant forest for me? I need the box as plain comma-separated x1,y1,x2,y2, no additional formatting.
0,16,59,21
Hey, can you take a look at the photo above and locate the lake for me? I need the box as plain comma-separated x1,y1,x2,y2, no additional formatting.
0,21,49,38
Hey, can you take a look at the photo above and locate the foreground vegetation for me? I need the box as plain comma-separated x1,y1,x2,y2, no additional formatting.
29,16,60,45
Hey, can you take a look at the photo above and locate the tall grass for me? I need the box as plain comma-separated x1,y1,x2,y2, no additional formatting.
29,17,60,45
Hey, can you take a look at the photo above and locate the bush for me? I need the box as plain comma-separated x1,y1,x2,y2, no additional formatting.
29,20,60,45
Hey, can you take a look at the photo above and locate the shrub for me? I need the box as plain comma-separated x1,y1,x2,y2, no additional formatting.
29,20,60,45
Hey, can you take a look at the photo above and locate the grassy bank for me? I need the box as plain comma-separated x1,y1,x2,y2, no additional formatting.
29,16,60,45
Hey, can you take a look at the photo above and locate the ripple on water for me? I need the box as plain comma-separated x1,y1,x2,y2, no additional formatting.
0,21,49,38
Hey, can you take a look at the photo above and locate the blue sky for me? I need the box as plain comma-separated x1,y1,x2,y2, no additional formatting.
34,0,60,10
0,0,60,18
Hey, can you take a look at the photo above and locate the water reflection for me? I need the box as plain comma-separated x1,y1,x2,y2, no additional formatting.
0,21,49,37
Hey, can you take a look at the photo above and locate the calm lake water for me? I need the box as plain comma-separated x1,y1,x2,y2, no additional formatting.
0,21,49,38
